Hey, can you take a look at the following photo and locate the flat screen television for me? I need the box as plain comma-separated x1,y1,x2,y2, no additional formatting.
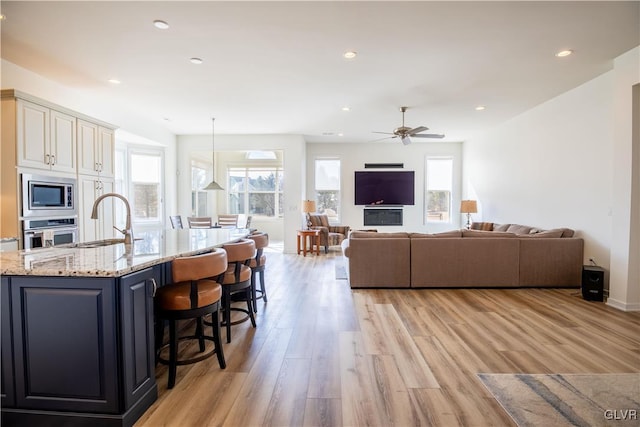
354,171,415,205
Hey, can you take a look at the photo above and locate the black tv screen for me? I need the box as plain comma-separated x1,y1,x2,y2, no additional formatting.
354,171,415,205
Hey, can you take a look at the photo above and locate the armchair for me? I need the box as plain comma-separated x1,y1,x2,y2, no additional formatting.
308,214,350,253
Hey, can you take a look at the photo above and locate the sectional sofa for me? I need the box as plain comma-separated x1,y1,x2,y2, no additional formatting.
342,224,584,289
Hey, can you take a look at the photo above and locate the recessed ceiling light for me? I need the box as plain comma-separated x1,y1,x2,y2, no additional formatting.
341,106,351,112
108,78,121,84
343,51,357,59
475,105,486,111
555,49,573,57
190,58,203,65
338,133,344,137
153,20,169,29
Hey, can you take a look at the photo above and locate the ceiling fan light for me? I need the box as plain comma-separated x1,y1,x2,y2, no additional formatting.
401,136,411,145
203,180,224,190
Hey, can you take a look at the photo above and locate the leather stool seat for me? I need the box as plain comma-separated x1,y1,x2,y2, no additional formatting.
156,280,222,311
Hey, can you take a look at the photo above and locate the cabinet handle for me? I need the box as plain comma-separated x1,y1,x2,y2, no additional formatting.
50,154,56,165
99,162,103,172
150,278,158,297
95,162,99,172
45,154,50,165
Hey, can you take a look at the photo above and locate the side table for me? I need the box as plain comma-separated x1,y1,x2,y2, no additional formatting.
297,229,320,256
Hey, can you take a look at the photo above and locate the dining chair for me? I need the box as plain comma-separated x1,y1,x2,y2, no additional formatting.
169,215,184,229
217,214,239,228
187,216,213,228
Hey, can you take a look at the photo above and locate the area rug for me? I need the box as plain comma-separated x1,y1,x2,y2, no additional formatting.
478,373,640,426
335,261,348,280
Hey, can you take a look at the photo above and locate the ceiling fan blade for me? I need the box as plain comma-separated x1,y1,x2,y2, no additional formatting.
401,136,412,145
370,135,397,142
372,131,394,135
408,126,429,135
411,133,445,139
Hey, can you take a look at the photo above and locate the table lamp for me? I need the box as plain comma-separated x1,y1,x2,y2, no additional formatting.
460,200,477,230
302,200,316,229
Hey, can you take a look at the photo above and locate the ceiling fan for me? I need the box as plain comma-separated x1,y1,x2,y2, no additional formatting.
373,106,445,145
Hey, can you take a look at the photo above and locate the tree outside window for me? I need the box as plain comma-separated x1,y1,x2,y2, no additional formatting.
228,167,283,217
191,160,208,216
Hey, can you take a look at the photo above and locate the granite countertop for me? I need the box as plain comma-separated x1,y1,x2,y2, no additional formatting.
0,228,248,277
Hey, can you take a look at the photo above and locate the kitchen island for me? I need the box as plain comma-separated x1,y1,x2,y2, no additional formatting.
0,228,248,427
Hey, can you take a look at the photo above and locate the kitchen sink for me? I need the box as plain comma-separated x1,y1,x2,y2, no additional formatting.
72,238,126,248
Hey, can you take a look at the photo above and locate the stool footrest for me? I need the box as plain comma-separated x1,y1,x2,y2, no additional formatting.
157,335,218,366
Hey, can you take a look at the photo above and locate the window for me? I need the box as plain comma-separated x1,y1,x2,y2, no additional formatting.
228,167,284,217
115,145,164,227
130,151,163,224
191,160,209,216
314,159,341,222
425,157,453,223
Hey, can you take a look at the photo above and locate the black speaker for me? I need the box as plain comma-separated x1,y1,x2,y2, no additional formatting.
364,163,404,169
582,266,604,301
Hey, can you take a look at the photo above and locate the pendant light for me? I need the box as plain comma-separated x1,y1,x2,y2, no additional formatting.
204,117,223,190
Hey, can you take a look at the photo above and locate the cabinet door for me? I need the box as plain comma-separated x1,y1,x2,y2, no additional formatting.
49,110,77,173
99,179,116,239
1,277,15,408
77,119,99,175
119,267,158,410
79,176,100,242
10,276,119,413
99,126,115,178
16,100,50,170
78,177,116,242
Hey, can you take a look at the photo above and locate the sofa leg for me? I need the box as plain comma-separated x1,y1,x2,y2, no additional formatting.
325,246,328,254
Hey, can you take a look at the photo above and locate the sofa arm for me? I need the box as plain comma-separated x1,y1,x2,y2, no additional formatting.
329,225,350,235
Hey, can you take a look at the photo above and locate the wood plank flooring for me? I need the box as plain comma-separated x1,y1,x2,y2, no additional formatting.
135,251,640,427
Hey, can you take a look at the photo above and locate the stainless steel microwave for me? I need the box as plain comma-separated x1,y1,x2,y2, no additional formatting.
21,173,77,218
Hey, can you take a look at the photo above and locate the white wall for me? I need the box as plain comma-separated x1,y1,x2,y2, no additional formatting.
464,47,640,311
1,59,179,218
306,141,463,232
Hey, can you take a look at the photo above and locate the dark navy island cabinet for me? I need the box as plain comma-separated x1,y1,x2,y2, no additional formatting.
1,266,161,427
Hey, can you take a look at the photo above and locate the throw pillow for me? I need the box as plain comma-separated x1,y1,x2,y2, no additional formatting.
506,224,534,235
520,229,564,238
462,230,516,238
471,222,494,231
493,223,510,232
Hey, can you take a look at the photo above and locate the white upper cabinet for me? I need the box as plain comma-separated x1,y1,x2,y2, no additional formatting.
78,120,114,178
16,99,77,174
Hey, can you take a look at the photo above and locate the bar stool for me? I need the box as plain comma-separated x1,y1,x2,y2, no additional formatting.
220,239,257,343
155,250,227,389
247,232,269,312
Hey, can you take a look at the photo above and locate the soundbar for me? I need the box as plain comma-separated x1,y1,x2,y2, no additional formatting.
364,163,404,169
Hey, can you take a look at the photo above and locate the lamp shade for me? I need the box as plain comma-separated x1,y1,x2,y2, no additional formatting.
460,200,478,214
302,200,316,213
204,117,223,191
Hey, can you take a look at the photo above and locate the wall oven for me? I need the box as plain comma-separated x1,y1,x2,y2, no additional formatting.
23,217,78,249
21,173,77,218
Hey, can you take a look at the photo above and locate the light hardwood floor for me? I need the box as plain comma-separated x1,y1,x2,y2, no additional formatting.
135,251,640,427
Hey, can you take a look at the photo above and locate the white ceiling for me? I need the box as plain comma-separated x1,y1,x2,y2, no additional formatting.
1,1,638,143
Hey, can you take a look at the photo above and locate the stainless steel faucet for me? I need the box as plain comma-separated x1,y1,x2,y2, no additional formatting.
90,192,134,244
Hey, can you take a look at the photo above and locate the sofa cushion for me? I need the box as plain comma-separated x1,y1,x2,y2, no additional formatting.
410,230,463,238
493,223,510,232
462,230,516,238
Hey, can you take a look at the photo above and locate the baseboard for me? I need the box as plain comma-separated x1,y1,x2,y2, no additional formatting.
606,298,640,312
